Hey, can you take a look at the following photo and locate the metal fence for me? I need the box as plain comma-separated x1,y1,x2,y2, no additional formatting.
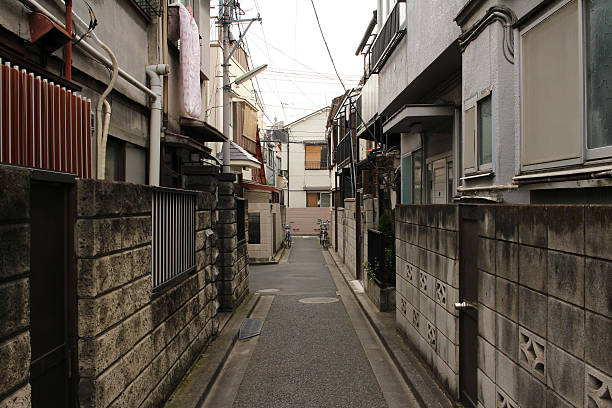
335,135,353,166
152,188,196,290
367,229,395,287
0,60,92,178
305,160,328,170
371,0,406,73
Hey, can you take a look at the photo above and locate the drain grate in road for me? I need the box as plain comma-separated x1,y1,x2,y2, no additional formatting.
298,297,340,304
239,318,264,340
256,289,280,293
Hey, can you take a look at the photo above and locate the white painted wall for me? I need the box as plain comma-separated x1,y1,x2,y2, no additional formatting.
284,108,332,208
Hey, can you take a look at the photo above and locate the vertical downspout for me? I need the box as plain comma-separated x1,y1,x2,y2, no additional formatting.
65,0,72,80
147,64,170,186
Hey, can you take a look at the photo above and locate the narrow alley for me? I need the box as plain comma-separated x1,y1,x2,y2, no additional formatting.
202,237,417,407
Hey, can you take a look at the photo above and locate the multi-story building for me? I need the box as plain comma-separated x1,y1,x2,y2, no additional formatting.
283,107,333,235
329,2,612,408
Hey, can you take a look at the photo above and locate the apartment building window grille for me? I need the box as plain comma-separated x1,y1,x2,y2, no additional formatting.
152,188,196,290
520,0,612,169
248,212,260,244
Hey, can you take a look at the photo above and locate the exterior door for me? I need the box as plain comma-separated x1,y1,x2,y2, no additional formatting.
458,205,479,407
30,180,75,407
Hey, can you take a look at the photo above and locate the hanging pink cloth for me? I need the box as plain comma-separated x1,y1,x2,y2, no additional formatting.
179,3,202,118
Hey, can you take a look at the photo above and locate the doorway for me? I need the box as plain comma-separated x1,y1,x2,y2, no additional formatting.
29,179,75,407
458,205,479,407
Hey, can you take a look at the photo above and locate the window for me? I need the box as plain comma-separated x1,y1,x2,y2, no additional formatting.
248,212,260,244
520,0,612,168
463,92,492,174
401,155,412,204
478,96,492,167
586,0,612,152
306,192,330,207
305,144,328,169
412,149,422,204
447,161,454,202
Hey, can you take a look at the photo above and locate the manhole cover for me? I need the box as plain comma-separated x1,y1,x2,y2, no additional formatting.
257,289,280,293
298,297,339,304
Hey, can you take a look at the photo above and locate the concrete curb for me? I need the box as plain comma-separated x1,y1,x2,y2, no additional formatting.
327,249,458,408
164,293,261,408
249,245,288,265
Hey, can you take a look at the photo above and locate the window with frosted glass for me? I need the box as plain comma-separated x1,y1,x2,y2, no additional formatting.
586,0,612,150
478,95,492,166
412,149,422,204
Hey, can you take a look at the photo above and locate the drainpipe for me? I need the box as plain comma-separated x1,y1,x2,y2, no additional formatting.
65,0,72,80
95,41,118,179
19,0,157,99
146,64,170,186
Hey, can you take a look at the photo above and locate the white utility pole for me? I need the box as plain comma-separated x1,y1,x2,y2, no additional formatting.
221,0,232,174
219,0,263,174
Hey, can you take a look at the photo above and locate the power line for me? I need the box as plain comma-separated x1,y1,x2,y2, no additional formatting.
309,0,346,92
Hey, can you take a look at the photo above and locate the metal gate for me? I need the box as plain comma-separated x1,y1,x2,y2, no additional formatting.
458,205,479,407
29,175,76,407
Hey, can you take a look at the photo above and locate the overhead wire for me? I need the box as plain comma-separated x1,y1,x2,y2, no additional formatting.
309,0,346,92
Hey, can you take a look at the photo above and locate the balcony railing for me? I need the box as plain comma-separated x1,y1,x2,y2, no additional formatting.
240,134,258,155
305,160,328,170
371,0,406,73
335,135,353,167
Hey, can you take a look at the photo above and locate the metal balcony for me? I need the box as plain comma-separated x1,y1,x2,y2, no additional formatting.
371,0,406,74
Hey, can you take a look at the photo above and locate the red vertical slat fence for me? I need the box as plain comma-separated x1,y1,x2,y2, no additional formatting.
0,60,92,178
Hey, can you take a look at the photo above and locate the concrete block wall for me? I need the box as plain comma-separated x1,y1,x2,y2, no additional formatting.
475,205,612,408
286,207,333,236
395,204,461,398
0,166,32,407
216,175,249,310
344,198,357,279
334,208,346,263
247,202,283,262
362,195,379,275
75,180,219,407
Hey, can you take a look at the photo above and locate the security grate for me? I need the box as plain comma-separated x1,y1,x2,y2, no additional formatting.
134,0,162,17
152,187,196,290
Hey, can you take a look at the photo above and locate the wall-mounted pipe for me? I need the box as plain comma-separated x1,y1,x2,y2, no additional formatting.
65,0,72,80
18,0,156,99
146,64,170,186
96,41,118,179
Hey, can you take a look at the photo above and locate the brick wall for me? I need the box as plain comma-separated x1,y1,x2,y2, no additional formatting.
0,166,32,407
75,180,219,407
395,205,460,398
475,205,611,408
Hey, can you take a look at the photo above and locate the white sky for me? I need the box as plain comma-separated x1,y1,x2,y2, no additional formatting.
215,0,375,126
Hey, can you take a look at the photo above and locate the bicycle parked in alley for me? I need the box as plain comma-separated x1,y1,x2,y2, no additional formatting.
283,222,293,248
316,219,330,249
